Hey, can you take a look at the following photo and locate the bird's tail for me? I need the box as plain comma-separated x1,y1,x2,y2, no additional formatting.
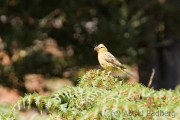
123,68,138,80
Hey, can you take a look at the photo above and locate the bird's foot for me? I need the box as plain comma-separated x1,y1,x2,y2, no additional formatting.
108,71,111,75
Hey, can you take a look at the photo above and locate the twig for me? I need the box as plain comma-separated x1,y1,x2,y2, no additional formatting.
148,68,155,88
30,113,38,120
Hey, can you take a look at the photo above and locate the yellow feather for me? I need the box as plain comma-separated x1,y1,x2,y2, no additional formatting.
94,44,137,79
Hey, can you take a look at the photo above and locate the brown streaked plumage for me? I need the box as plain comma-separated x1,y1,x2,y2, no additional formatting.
94,44,136,78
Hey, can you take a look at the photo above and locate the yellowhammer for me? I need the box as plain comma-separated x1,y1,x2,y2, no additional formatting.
94,44,136,79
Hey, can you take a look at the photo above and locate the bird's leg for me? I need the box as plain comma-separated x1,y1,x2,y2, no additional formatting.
108,71,111,75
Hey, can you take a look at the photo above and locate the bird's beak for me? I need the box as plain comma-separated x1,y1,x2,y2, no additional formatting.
94,46,98,51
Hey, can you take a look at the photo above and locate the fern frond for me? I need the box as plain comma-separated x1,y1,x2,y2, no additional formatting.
5,69,180,119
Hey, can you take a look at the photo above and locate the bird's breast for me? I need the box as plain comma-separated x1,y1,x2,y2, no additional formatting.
98,53,118,71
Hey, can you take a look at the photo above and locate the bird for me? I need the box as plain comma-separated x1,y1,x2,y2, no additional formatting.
94,44,136,79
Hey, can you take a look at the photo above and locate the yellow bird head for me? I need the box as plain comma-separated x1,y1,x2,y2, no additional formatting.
94,44,108,53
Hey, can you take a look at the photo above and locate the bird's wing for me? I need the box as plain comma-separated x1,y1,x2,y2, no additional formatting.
101,52,137,79
103,52,126,70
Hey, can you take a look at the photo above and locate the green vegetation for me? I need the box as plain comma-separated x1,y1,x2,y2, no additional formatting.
0,103,19,120
1,69,180,119
1,0,180,119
